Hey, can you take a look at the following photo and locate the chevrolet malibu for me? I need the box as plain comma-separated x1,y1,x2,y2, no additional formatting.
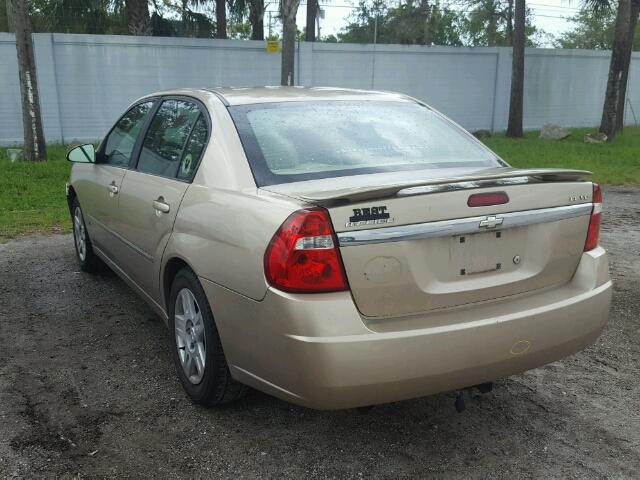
66,87,612,409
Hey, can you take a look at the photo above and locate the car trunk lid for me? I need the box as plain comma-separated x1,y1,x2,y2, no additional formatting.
263,168,594,318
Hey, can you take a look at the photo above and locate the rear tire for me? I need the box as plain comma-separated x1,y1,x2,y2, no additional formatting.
71,198,103,274
169,268,246,406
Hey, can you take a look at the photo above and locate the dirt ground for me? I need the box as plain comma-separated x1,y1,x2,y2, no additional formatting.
0,187,638,479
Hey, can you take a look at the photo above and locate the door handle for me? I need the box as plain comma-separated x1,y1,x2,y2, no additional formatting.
108,182,119,196
153,197,170,214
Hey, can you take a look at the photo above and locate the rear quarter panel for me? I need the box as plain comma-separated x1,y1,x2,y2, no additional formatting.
162,93,304,303
165,185,300,301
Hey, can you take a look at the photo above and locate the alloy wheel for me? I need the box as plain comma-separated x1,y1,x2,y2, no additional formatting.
73,206,87,262
174,288,206,384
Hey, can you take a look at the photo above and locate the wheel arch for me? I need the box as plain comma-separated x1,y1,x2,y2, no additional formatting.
162,255,195,312
66,185,78,213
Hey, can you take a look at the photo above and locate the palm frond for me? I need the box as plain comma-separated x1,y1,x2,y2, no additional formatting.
582,0,614,17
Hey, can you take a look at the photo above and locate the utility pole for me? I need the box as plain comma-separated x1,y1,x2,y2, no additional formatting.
12,0,47,161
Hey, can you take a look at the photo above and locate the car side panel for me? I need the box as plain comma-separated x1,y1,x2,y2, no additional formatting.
70,163,126,257
162,185,300,304
112,171,190,302
160,93,304,306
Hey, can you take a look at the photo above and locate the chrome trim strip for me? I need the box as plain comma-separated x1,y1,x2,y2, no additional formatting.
88,214,154,261
337,203,593,247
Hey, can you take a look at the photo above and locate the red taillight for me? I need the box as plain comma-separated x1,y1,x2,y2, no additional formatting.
467,191,510,207
584,183,602,252
264,208,349,293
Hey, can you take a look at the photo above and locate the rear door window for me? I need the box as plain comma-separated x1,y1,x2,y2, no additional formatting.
177,116,208,180
137,99,202,179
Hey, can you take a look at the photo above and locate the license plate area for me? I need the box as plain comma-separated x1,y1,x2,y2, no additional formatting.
451,230,517,276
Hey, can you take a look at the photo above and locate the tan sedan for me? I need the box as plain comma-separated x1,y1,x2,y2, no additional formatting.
66,87,611,410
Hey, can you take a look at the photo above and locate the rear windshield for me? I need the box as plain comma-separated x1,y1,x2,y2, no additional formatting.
229,101,502,186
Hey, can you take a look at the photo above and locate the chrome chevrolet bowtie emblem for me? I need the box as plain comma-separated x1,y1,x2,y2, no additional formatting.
479,215,504,229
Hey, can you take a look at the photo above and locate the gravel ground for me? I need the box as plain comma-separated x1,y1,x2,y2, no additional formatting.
0,187,638,479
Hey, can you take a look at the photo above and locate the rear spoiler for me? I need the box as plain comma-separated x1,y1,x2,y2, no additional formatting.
296,168,592,204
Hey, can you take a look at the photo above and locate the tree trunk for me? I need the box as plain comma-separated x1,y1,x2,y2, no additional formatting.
487,0,498,46
249,0,264,40
420,0,431,45
614,0,640,133
181,0,188,32
305,0,316,41
125,0,152,36
281,0,300,86
600,0,631,140
506,0,525,138
216,0,227,39
12,0,46,161
506,0,514,46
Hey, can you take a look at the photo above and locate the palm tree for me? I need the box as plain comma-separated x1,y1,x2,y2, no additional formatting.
617,0,640,131
216,0,227,37
176,0,219,37
229,0,265,40
506,0,525,137
305,0,317,41
586,0,640,139
125,0,152,35
281,0,300,85
249,0,265,39
12,0,47,161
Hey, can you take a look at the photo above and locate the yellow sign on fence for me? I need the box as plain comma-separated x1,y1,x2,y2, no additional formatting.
266,40,281,54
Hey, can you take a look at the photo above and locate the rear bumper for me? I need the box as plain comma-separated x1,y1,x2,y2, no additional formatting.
204,247,611,410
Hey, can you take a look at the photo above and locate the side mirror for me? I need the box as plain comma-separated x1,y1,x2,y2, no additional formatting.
67,144,96,163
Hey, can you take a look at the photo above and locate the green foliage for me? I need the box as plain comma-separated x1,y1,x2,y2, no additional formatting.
180,10,216,37
227,20,252,39
30,0,127,34
555,7,640,50
321,33,339,42
10,0,557,47
334,0,547,47
0,146,72,240
22,0,218,37
459,0,545,47
337,0,463,46
0,0,9,31
482,127,640,185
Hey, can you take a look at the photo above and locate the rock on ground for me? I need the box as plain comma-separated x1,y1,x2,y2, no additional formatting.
584,132,608,144
539,124,571,140
473,129,492,139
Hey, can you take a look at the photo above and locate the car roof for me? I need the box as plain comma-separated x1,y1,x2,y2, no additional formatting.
141,86,415,106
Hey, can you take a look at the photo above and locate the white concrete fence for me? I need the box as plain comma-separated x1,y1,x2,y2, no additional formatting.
1,32,639,145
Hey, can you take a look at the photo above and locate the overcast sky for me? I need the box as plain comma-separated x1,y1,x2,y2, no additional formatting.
263,0,583,46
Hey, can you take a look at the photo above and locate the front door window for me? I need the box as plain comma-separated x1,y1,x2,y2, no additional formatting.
102,101,154,167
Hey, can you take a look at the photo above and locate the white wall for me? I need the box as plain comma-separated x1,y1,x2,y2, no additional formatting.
1,32,638,145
